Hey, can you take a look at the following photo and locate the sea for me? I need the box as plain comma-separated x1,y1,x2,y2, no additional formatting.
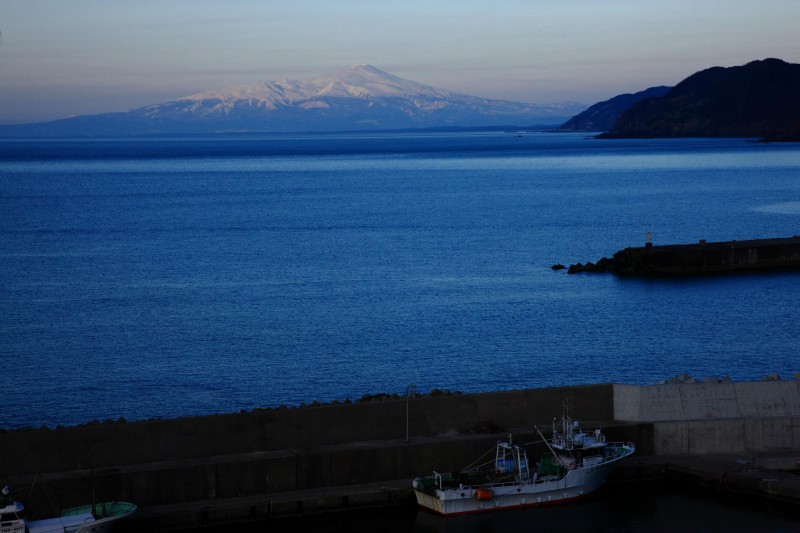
1,132,799,430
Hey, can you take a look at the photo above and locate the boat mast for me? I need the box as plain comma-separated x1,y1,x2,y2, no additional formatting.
517,444,529,480
89,446,96,517
535,425,564,467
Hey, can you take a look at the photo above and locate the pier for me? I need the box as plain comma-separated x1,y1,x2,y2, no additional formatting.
566,236,800,274
2,380,799,530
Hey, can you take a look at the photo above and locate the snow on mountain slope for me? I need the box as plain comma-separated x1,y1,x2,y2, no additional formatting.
0,65,587,135
149,64,582,121
184,65,454,104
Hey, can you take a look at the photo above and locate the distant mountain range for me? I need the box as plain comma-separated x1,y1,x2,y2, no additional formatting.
8,60,797,139
598,58,800,140
0,65,586,136
556,86,671,132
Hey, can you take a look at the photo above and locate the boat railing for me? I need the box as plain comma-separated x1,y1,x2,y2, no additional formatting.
465,479,527,491
534,472,568,484
432,471,450,490
553,431,610,450
602,442,635,460
460,470,570,490
551,434,569,449
606,441,635,450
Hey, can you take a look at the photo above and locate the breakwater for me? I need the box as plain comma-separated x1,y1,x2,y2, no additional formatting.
564,236,800,274
2,380,799,530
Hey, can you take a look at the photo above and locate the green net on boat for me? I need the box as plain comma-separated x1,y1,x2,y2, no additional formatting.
537,456,562,477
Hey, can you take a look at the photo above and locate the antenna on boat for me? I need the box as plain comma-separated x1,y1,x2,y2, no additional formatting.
26,474,39,504
90,446,97,517
31,472,61,517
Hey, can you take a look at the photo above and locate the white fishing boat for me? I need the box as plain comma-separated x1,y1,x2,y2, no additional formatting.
412,407,635,516
0,487,136,533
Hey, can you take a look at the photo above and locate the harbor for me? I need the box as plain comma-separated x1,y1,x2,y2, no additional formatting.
2,379,799,530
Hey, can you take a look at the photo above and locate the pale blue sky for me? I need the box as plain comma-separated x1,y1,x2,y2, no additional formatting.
1,0,798,124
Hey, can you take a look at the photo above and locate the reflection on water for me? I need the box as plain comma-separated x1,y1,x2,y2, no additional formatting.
753,201,800,214
196,480,798,533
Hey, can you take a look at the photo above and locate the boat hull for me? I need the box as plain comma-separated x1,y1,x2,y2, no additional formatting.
414,485,593,516
413,446,632,516
22,502,137,533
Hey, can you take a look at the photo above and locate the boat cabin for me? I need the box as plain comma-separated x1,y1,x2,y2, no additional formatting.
0,488,25,533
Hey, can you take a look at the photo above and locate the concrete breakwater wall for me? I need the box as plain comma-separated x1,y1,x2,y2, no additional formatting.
613,236,800,274
2,385,617,514
567,236,800,274
615,380,800,454
2,385,613,477
2,380,799,527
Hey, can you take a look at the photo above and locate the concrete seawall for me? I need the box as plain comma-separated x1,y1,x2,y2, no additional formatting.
615,380,800,454
2,385,614,477
2,380,798,529
612,236,800,274
567,236,800,274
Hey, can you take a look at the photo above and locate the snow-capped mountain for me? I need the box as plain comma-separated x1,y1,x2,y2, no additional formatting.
182,64,451,106
1,65,586,136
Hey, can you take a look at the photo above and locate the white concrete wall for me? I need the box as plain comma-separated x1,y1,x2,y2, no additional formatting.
652,417,800,455
613,381,800,422
614,381,800,455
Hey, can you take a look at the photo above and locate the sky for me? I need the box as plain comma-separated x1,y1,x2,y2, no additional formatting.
1,0,799,125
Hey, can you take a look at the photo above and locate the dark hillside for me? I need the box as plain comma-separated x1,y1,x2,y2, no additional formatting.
599,59,800,140
557,86,671,132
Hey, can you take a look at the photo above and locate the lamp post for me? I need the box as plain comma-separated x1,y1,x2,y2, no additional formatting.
405,384,417,443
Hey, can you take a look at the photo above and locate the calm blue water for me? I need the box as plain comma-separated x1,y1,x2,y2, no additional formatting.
2,132,799,428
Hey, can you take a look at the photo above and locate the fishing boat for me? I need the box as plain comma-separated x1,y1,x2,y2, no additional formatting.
412,408,635,516
0,487,136,533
